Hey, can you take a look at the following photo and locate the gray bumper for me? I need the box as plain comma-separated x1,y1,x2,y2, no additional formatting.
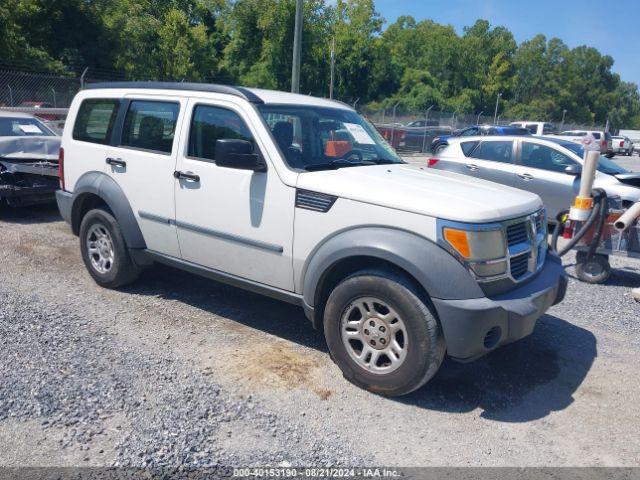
55,189,73,224
432,254,567,362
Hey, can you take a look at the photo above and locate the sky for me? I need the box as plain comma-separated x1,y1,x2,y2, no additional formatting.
374,0,640,87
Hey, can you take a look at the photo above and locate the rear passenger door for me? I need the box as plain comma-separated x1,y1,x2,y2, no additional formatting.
104,96,187,258
464,140,518,187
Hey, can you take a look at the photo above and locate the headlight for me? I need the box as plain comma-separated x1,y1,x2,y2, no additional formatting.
438,220,508,278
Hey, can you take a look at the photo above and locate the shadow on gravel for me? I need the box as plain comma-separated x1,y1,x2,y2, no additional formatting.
0,202,61,224
398,314,597,422
125,264,328,352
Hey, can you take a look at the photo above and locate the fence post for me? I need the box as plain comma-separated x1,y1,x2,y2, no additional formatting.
421,105,434,153
381,109,385,124
51,88,57,107
476,111,483,124
390,102,400,146
7,85,13,107
80,67,89,89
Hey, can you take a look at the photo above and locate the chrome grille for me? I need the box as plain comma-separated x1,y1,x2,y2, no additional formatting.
506,222,528,246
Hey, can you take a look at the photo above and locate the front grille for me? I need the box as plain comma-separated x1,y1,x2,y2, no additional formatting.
510,252,529,279
507,222,528,246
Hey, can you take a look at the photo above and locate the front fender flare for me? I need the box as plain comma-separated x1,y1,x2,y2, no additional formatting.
301,226,484,310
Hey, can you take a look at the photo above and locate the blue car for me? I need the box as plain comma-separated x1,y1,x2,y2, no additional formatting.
431,125,530,153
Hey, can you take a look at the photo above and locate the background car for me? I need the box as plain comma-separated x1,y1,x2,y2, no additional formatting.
429,135,640,222
612,135,634,156
430,124,530,153
509,121,557,135
553,130,613,156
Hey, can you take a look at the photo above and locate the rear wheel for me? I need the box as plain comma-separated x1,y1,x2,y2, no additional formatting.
575,251,610,284
79,208,141,288
323,269,445,397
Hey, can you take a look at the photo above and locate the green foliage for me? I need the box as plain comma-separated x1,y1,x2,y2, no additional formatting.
2,0,639,128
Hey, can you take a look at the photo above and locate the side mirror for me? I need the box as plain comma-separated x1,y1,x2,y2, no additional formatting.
564,164,582,176
214,139,267,172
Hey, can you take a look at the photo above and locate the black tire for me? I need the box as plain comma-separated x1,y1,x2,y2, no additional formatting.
575,251,611,284
323,269,445,397
605,152,615,159
435,144,447,153
79,208,141,288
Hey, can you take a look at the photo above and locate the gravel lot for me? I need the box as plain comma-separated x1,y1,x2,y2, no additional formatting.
0,154,639,470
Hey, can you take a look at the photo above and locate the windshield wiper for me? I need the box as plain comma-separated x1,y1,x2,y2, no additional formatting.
303,159,377,171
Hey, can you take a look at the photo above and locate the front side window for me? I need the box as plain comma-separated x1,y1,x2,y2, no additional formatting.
521,142,576,172
471,141,513,163
188,105,254,162
257,104,402,170
73,99,120,144
460,127,478,137
121,100,179,154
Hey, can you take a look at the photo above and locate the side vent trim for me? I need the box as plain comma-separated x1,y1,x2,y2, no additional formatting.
296,189,337,213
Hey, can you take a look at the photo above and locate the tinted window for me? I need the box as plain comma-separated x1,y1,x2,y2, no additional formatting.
525,124,539,134
459,127,478,137
73,99,120,144
591,132,601,139
521,142,576,172
188,105,254,162
472,141,513,163
121,101,179,154
543,123,556,134
461,141,479,156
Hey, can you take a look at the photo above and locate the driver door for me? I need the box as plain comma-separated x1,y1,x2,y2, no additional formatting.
173,98,295,290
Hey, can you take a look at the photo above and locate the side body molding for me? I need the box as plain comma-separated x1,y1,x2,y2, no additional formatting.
301,227,484,310
70,171,146,249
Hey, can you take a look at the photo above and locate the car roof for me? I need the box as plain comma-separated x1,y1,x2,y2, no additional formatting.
0,110,39,119
83,81,352,111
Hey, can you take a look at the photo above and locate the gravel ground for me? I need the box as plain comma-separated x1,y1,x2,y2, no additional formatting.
0,156,639,470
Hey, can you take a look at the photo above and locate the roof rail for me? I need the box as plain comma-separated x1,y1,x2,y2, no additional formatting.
83,81,264,104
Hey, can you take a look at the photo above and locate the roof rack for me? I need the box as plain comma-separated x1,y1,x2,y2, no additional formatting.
83,81,264,104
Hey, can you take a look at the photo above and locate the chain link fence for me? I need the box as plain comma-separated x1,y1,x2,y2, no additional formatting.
362,106,607,154
0,61,607,152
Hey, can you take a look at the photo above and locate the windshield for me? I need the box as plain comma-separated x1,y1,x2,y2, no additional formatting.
257,104,402,170
0,116,56,137
555,141,629,174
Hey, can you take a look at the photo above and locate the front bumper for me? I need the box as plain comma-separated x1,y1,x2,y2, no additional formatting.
431,254,567,362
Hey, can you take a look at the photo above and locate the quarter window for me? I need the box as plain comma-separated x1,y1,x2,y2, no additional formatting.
121,100,180,154
471,141,513,163
188,105,254,162
460,141,479,156
73,99,120,144
521,142,576,172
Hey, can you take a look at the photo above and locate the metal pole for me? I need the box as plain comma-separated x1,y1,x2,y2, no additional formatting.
51,88,57,108
329,37,335,99
7,85,13,107
80,67,89,89
560,109,567,132
291,0,303,93
390,102,400,146
421,105,434,153
352,98,360,109
452,110,458,128
381,109,385,124
476,111,484,125
493,92,502,124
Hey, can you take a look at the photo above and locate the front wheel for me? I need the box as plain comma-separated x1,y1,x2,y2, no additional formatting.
323,269,445,397
79,208,141,288
575,251,610,284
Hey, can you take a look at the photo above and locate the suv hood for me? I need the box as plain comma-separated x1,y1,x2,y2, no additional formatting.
296,163,542,223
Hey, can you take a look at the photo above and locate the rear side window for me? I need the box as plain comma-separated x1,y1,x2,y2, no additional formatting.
460,141,479,156
73,99,120,144
472,141,513,163
121,100,180,154
188,105,254,162
591,132,601,139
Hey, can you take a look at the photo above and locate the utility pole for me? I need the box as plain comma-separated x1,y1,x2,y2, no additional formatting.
329,37,336,99
493,92,502,124
291,0,303,93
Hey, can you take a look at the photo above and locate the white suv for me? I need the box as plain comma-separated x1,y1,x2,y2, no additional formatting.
56,82,567,396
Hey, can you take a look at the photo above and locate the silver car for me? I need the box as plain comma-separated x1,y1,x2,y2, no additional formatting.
430,135,640,222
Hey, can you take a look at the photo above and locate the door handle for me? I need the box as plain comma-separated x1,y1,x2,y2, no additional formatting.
174,170,200,183
106,157,126,168
465,163,479,171
518,173,534,181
